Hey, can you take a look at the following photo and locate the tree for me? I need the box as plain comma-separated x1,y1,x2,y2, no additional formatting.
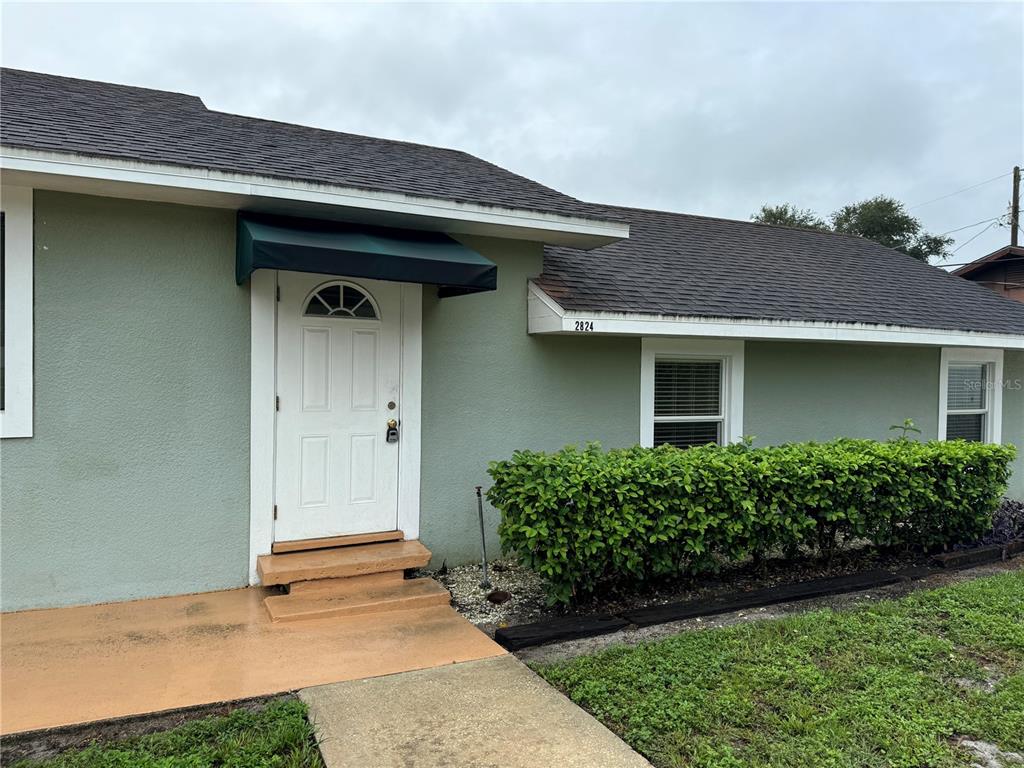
752,195,954,262
830,196,953,261
751,204,828,231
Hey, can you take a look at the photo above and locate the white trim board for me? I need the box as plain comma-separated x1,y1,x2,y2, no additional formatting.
527,282,1024,349
640,338,745,447
937,347,1004,444
248,269,277,583
246,273,422,583
1,185,33,438
0,148,628,249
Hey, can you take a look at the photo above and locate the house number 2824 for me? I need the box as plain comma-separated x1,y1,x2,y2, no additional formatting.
574,320,595,332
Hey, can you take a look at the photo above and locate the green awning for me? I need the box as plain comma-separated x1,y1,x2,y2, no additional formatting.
236,213,497,297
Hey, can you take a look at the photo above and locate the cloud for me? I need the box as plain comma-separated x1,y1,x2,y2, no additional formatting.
2,1,1020,263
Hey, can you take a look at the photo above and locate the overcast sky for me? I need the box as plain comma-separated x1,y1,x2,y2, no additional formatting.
2,2,1021,265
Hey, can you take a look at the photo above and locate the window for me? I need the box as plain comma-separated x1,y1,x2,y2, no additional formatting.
654,359,724,447
0,186,33,439
304,282,378,319
641,339,744,448
939,348,1002,444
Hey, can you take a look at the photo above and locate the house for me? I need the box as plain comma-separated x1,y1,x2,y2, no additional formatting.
2,68,1023,613
953,244,1024,302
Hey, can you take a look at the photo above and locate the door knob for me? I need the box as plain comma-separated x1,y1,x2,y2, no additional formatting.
386,419,399,443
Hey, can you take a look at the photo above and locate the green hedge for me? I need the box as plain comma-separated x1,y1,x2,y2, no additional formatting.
487,439,1015,605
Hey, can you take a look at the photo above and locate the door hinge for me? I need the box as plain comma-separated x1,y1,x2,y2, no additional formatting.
275,395,280,411
273,504,278,521
276,285,281,302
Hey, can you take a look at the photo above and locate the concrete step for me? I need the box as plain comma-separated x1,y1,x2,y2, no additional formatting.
272,530,404,555
257,540,432,587
264,577,451,622
288,571,403,596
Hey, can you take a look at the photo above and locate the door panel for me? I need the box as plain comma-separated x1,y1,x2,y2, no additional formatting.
275,272,402,541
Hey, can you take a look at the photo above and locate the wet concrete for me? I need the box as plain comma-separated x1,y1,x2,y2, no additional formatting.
301,655,652,768
1,586,504,734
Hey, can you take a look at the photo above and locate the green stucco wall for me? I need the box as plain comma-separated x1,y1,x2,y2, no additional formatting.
744,342,941,443
419,235,641,565
0,192,250,611
745,341,1023,498
2,192,1020,610
1002,350,1024,499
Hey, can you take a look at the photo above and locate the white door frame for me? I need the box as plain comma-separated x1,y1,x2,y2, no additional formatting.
247,270,422,584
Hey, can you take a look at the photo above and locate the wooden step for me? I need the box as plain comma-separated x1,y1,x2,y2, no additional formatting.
272,530,404,555
264,577,451,623
257,540,432,587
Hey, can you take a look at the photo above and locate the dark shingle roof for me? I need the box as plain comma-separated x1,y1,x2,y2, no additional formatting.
5,69,1021,335
538,205,1024,335
0,68,609,223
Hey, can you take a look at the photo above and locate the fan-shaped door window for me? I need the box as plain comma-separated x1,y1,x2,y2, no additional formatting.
303,282,380,319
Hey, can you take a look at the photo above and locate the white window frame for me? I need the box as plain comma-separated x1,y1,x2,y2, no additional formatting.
938,347,1003,443
640,338,744,447
1,185,33,439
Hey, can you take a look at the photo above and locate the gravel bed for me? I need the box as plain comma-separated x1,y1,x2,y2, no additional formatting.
430,559,547,633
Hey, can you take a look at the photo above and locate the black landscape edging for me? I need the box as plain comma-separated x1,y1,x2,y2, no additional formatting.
495,542,1023,652
1004,539,1024,558
495,613,628,651
620,568,901,628
932,545,1005,569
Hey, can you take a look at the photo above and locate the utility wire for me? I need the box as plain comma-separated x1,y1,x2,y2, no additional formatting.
944,255,1024,267
950,221,1001,254
936,216,1002,237
909,170,1015,210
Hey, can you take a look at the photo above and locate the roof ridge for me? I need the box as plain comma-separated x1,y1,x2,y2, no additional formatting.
590,201,871,242
206,112,591,206
0,67,204,105
2,67,595,212
205,107,480,159
585,201,978,275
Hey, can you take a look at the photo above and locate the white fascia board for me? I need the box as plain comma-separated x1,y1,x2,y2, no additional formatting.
0,147,628,249
527,282,1024,349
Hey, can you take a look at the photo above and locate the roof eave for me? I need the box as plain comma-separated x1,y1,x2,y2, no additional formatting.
952,245,1024,277
0,146,629,249
527,282,1024,349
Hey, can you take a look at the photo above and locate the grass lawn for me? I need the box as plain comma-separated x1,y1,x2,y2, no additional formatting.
11,698,323,768
537,570,1024,768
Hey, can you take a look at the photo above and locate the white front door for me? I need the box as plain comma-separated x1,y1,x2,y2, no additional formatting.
275,272,403,541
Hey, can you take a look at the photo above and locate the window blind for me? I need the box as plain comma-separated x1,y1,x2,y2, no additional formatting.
654,360,722,417
947,364,986,411
654,422,721,449
946,413,985,442
653,359,724,449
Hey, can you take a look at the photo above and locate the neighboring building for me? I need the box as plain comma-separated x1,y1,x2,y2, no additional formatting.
953,245,1024,302
2,68,1023,612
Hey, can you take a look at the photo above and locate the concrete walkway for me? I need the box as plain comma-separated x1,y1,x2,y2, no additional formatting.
1,587,503,734
300,655,652,768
